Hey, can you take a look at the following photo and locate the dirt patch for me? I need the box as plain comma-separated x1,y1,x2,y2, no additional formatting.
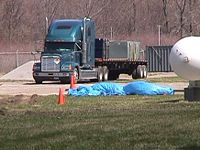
29,94,40,104
0,94,41,116
0,107,7,115
0,94,40,105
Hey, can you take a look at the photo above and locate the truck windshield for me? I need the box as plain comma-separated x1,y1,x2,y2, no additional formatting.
44,42,75,52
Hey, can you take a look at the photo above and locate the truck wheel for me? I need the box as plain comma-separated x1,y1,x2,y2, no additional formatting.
103,66,109,81
142,65,147,78
73,68,79,83
35,79,43,84
137,65,143,78
132,69,137,79
97,66,103,82
132,65,143,79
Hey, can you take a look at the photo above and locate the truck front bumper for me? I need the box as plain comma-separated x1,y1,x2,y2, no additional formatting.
33,72,70,81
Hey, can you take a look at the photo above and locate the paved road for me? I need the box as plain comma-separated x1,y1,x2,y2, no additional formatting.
0,68,188,95
0,80,188,96
0,81,71,95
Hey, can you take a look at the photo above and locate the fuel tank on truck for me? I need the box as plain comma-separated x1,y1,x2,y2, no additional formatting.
169,36,200,80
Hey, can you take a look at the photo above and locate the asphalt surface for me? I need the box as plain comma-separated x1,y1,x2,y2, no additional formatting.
0,80,188,96
0,61,188,95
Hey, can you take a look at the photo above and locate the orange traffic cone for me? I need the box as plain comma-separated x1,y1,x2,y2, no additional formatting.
58,88,65,105
70,74,76,89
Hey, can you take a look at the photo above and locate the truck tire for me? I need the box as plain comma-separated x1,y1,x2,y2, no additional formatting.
137,65,143,78
142,65,147,78
103,66,109,81
132,69,137,79
97,66,103,82
132,65,143,79
73,68,79,83
35,78,43,84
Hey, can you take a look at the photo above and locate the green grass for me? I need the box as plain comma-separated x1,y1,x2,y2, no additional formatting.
1,95,200,149
146,76,188,83
116,76,187,83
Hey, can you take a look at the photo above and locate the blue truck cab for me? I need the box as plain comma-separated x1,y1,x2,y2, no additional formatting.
33,18,97,83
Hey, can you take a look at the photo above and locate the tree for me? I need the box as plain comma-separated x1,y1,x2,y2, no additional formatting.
162,0,170,33
125,0,137,36
186,0,198,35
175,0,187,37
43,0,61,25
3,0,200,50
2,0,24,49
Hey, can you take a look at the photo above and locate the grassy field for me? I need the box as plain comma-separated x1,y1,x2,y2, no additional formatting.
1,94,200,149
146,76,188,83
116,76,188,83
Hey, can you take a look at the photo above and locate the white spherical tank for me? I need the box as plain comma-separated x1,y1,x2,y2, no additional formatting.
169,36,200,81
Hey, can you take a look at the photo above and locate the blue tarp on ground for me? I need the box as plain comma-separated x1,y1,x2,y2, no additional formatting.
123,81,174,95
69,82,125,96
69,81,175,96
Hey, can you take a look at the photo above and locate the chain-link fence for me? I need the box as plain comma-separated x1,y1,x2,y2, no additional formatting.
0,51,41,73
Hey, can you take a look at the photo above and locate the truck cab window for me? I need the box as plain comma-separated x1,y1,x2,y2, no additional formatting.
57,25,72,30
44,42,75,52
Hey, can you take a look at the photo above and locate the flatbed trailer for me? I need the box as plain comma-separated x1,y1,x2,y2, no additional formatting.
95,58,148,80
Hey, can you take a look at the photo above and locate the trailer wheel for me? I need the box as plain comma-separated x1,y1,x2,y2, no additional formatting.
137,65,143,78
142,65,147,78
97,66,103,82
132,69,137,79
132,65,143,79
103,66,109,81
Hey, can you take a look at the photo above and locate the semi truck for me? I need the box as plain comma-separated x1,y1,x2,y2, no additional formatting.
32,18,147,84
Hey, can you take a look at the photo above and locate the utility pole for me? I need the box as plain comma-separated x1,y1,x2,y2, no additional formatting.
110,27,113,40
45,17,49,35
158,25,161,46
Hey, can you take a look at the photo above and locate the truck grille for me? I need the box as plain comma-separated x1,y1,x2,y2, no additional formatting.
41,56,60,72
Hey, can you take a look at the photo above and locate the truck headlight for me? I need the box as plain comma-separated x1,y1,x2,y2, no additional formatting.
33,63,41,71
